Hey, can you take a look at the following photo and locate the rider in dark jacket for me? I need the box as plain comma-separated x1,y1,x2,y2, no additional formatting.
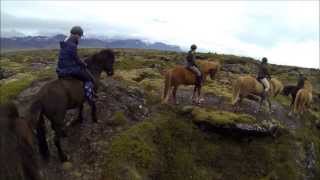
186,44,202,87
257,57,271,98
56,26,95,102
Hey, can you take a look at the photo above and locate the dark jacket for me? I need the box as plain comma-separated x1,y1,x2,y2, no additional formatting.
186,50,196,67
56,38,85,76
257,62,271,80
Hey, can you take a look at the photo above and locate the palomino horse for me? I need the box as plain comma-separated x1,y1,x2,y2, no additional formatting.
162,60,220,104
290,80,313,116
28,49,115,162
0,102,41,180
231,75,283,112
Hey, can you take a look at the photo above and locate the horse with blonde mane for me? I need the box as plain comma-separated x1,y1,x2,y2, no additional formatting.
162,60,220,104
231,75,283,112
291,80,313,116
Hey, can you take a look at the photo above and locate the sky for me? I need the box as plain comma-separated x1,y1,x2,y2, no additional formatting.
1,0,319,69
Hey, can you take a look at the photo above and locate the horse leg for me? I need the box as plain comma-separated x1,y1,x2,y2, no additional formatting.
88,100,98,123
192,86,197,103
36,114,50,161
70,104,84,126
77,103,84,123
50,113,68,162
172,86,179,105
267,98,272,113
163,87,172,104
258,97,264,113
198,86,204,104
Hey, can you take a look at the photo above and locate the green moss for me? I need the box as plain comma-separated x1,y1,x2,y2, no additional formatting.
273,95,291,107
0,73,35,104
108,111,128,126
203,79,232,99
191,107,256,125
104,121,157,179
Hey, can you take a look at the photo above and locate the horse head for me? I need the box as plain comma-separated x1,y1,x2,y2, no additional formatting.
89,49,115,76
199,60,220,80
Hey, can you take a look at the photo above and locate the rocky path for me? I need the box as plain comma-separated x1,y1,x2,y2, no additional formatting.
13,77,306,180
14,78,148,180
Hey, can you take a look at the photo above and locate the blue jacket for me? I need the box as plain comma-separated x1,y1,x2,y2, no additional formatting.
56,40,84,76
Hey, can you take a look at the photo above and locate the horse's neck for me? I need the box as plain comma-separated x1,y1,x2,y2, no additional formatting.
87,65,102,81
304,81,312,91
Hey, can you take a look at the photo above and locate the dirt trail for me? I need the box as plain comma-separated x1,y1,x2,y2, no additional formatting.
15,78,148,180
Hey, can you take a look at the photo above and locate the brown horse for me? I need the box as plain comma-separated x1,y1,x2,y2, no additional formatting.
231,75,283,112
0,102,41,180
291,80,313,115
28,49,115,162
269,78,283,97
162,60,220,104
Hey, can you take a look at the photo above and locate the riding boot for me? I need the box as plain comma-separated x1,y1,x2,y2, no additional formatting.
84,81,97,102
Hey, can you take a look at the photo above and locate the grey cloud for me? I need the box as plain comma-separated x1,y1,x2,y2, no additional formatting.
0,12,142,39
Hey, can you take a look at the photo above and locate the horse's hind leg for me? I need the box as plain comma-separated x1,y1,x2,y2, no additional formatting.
70,104,84,126
172,86,178,105
36,114,50,161
192,86,197,103
50,113,68,162
77,104,84,123
267,98,272,113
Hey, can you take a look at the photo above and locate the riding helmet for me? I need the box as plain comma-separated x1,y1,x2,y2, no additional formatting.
70,26,84,36
262,57,268,63
191,44,197,50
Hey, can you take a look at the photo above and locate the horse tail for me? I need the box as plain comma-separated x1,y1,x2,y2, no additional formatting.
231,78,241,105
162,70,172,103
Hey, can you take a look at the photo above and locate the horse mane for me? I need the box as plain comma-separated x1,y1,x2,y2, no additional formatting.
84,49,115,65
303,80,312,92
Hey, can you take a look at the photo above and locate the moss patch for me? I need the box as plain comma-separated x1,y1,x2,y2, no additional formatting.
0,73,35,104
191,107,256,125
107,111,128,126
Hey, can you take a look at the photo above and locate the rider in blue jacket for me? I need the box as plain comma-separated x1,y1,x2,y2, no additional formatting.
56,26,95,103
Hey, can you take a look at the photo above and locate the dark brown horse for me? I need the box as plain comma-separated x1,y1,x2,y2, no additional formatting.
0,102,41,180
282,85,299,109
28,49,115,162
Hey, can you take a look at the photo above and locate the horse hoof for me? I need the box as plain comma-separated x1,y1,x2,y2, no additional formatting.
199,98,205,103
60,154,69,162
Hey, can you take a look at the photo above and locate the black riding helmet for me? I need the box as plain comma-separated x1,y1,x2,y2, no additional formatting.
191,44,197,50
70,26,84,37
262,57,268,63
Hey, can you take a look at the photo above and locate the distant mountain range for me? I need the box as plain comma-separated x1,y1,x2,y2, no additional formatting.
0,34,182,52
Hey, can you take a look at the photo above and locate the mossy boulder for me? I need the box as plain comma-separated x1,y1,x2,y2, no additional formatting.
191,107,256,125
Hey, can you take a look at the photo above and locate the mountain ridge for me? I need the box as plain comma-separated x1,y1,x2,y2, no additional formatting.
0,34,182,52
